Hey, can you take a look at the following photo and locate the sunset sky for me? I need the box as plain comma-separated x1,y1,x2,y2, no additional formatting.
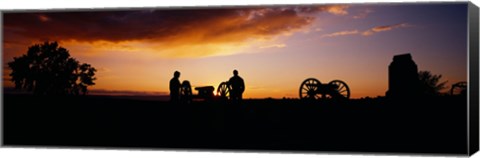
2,3,468,98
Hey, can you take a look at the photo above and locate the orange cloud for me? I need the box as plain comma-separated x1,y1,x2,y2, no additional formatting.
38,15,50,22
321,23,411,38
323,5,350,15
4,5,349,58
353,9,373,19
259,44,286,49
362,23,411,36
291,5,349,15
321,30,359,38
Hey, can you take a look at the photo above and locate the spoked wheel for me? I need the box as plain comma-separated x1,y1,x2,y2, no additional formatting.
450,81,467,96
299,78,322,100
180,80,193,103
327,80,350,99
217,82,230,99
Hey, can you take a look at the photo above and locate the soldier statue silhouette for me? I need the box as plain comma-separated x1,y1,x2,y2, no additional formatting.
228,70,245,102
169,71,181,103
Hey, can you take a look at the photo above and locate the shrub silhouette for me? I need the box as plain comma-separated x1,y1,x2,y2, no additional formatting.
418,70,448,96
8,41,96,95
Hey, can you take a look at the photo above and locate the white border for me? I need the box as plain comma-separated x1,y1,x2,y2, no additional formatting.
0,0,475,10
1,0,479,158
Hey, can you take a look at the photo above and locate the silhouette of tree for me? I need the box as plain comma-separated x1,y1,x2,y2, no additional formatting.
7,41,96,95
418,70,448,96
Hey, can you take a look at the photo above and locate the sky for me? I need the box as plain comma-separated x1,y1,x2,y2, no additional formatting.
2,3,468,99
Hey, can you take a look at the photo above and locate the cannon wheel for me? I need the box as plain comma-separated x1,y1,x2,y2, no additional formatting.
327,80,350,99
217,82,230,99
180,80,193,103
450,81,467,96
299,78,322,100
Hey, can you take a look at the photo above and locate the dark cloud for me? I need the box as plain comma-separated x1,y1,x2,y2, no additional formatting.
4,5,348,43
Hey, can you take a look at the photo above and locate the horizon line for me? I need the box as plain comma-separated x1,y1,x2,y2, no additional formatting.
2,86,384,99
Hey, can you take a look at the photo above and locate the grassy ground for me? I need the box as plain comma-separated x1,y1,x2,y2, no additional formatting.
3,94,468,155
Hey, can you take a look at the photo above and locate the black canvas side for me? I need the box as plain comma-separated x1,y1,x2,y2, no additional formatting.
468,1,479,156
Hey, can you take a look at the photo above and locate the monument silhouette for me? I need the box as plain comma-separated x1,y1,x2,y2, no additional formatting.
386,53,421,98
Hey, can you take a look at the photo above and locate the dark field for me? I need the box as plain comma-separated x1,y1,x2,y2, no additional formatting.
3,94,468,155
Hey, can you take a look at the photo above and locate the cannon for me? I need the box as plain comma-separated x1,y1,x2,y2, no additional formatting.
179,81,231,103
217,82,230,99
299,78,350,100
